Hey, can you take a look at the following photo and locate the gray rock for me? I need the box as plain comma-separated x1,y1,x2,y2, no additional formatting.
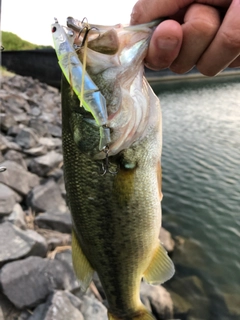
0,183,21,215
41,91,59,110
168,275,206,297
55,248,73,269
80,295,108,320
0,256,79,309
4,149,27,169
29,119,49,137
64,290,82,309
57,175,66,199
172,236,207,272
210,292,240,320
221,293,240,318
167,276,210,320
4,92,30,114
47,167,63,180
168,291,192,319
0,151,4,163
64,290,82,310
28,291,84,320
46,124,62,138
13,113,30,125
24,229,48,257
0,113,17,132
39,113,57,124
29,106,41,117
159,227,175,253
35,210,72,233
38,137,62,150
7,203,27,229
15,127,39,149
26,96,39,107
23,145,48,157
0,134,22,152
26,303,46,320
27,179,67,213
140,282,174,320
0,222,47,266
37,228,71,251
0,160,40,196
29,151,63,177
0,291,21,320
18,310,32,320
7,125,22,137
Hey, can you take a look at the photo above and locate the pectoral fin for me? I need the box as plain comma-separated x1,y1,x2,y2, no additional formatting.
72,229,94,291
143,241,175,285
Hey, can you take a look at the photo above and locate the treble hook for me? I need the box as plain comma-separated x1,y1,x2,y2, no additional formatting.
81,17,89,24
100,146,118,176
78,26,100,47
77,26,88,41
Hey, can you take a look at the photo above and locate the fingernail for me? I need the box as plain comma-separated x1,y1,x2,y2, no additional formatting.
157,38,179,50
145,62,164,71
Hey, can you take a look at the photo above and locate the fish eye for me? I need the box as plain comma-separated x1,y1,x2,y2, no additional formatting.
119,158,137,170
52,26,57,33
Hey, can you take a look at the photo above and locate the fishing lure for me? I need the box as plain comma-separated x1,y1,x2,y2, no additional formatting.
51,18,111,151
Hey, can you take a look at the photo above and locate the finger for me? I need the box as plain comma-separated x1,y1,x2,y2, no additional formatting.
170,3,221,74
145,20,183,70
228,55,240,68
130,0,193,24
197,0,240,75
130,0,231,25
197,0,232,7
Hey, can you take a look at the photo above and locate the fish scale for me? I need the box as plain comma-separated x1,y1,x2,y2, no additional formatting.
59,20,174,320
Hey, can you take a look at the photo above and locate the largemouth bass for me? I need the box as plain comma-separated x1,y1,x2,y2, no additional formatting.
52,17,174,320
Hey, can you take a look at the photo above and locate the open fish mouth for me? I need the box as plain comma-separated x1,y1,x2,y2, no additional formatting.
52,17,162,160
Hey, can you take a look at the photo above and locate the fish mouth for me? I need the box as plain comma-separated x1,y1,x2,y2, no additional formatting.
62,16,161,158
67,17,161,55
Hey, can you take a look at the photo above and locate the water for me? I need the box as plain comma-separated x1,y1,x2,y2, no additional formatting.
153,77,240,319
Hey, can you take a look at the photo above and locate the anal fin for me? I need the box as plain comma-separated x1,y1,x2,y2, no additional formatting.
72,229,94,291
143,241,175,285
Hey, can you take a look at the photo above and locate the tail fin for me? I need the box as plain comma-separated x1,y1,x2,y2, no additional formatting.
108,307,156,320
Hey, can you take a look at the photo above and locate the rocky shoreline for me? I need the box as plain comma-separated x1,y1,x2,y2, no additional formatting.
0,74,237,320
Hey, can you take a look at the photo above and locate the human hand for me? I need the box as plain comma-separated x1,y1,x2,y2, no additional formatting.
130,0,240,76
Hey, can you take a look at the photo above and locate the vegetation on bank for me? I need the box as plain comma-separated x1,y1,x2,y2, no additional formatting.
0,66,15,76
2,31,52,50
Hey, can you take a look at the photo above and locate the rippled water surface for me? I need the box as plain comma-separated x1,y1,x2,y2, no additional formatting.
154,78,240,319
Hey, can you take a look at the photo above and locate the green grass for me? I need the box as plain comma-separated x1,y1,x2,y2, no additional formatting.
2,31,52,50
0,66,15,76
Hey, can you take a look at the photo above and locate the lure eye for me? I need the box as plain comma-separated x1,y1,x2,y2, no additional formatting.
52,26,57,33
